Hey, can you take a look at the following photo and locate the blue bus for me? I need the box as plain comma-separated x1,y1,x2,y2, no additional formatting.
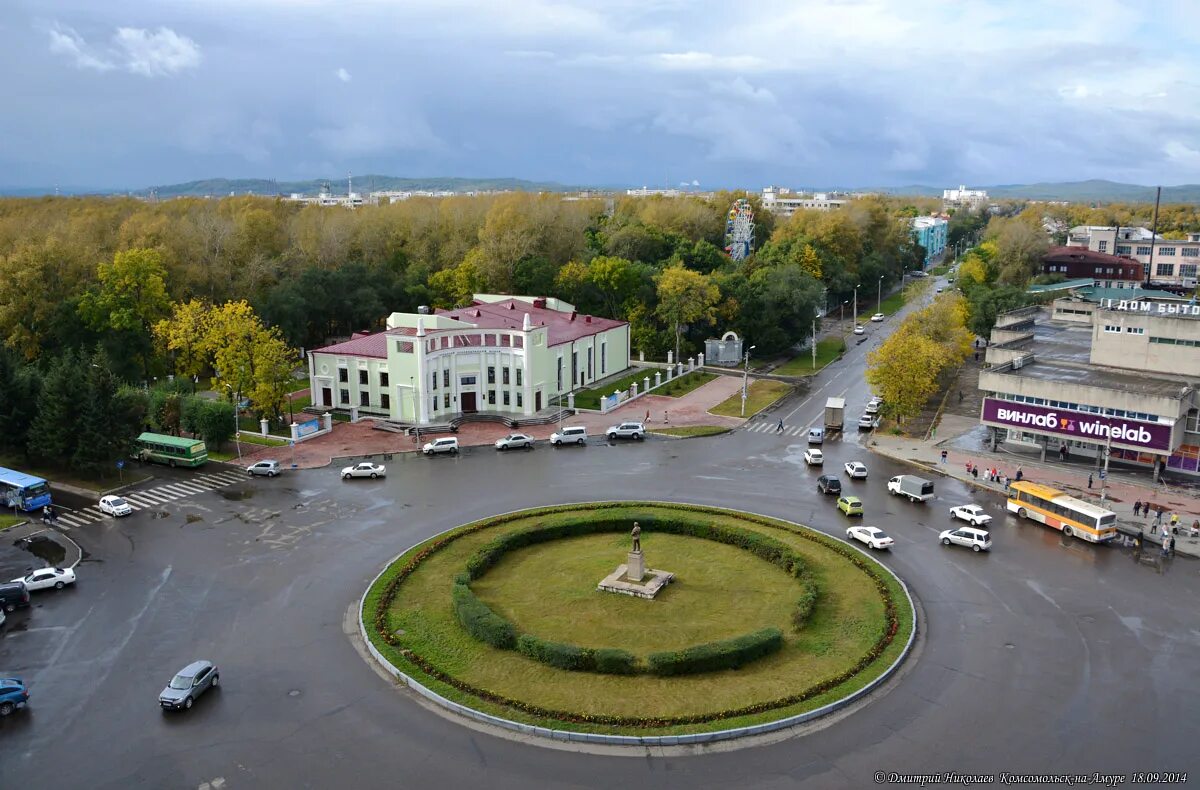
0,467,52,512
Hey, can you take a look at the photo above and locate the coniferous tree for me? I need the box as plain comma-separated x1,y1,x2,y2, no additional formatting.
31,350,85,466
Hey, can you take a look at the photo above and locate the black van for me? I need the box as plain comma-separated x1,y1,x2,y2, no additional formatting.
0,582,31,613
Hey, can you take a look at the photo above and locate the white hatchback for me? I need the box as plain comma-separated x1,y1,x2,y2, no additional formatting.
804,448,824,465
98,495,133,517
844,461,868,479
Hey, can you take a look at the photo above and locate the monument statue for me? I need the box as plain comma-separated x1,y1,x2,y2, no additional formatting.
631,522,642,552
598,519,673,598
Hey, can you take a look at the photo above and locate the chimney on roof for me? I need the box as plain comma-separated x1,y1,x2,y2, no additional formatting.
416,317,426,337
522,313,531,331
569,311,576,321
417,305,431,315
585,315,592,323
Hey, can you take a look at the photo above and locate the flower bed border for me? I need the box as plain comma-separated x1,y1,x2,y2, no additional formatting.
360,501,917,741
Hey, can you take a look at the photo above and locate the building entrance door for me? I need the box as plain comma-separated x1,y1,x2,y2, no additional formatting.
461,392,477,413
321,387,332,407
535,391,542,411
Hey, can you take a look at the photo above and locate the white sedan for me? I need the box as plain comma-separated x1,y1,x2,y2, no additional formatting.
98,495,133,517
844,461,868,479
847,526,894,550
949,504,993,526
870,313,885,322
853,325,865,335
495,433,533,451
341,462,386,480
12,567,76,591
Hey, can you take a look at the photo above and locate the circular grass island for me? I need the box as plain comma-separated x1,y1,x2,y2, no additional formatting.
361,502,916,742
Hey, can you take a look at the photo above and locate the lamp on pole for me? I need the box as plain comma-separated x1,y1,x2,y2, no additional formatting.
740,345,756,417
839,300,849,329
812,310,819,369
224,383,242,460
852,283,860,329
877,275,885,315
410,375,420,444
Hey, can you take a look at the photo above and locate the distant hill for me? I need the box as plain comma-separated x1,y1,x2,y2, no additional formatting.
135,175,574,198
875,179,1200,204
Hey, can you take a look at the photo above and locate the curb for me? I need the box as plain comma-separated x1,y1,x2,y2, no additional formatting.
356,501,919,747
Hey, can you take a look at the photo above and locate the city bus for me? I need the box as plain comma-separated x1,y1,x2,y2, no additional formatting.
0,467,53,512
135,433,209,468
1006,481,1117,543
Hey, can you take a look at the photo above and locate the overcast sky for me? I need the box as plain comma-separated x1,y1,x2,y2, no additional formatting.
6,0,1200,190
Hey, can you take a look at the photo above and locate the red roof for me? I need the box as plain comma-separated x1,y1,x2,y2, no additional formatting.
436,298,625,346
311,326,416,358
1044,246,1138,266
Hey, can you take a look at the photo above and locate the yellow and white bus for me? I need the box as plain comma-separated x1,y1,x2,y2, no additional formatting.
1006,481,1117,543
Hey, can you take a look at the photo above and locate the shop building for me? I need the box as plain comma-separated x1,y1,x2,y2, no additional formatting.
980,298,1200,476
307,295,630,426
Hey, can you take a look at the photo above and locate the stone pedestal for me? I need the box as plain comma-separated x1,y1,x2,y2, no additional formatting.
626,550,645,582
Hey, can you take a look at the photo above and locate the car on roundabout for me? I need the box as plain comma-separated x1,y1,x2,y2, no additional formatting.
159,660,220,712
853,325,865,335
11,567,75,592
836,495,864,516
817,474,841,495
804,448,824,465
950,504,992,526
342,461,385,480
844,461,868,479
870,312,885,322
940,526,992,552
495,433,534,451
98,495,133,517
846,525,893,550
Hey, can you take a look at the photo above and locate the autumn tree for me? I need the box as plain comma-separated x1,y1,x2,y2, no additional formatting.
655,265,720,363
78,248,172,379
154,299,212,391
866,326,945,425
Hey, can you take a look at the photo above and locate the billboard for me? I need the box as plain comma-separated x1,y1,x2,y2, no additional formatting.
981,398,1173,452
297,418,321,438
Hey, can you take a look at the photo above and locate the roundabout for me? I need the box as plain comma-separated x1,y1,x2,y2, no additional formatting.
361,502,916,741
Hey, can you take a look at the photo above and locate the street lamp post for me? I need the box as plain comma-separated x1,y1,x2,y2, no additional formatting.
740,345,756,417
852,284,860,329
839,300,848,328
224,383,242,461
877,275,885,315
410,376,420,444
812,311,818,369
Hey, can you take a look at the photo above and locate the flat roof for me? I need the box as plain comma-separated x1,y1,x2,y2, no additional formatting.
1028,317,1093,364
1027,278,1095,293
437,298,625,346
1003,360,1191,399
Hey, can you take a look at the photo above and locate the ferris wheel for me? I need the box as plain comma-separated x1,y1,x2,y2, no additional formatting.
724,198,755,261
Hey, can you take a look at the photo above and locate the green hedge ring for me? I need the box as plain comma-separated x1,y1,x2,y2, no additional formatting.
362,502,916,736
452,513,817,675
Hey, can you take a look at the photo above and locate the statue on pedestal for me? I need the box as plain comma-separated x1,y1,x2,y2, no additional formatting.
631,522,642,552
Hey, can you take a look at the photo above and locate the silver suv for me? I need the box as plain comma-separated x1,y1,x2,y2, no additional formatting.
606,422,645,441
159,660,219,711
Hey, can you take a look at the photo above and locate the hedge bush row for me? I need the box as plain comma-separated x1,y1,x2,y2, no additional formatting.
516,634,594,671
647,628,784,676
451,582,516,649
367,503,909,726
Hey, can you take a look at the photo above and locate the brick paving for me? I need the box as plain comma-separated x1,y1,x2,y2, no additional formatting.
238,373,748,469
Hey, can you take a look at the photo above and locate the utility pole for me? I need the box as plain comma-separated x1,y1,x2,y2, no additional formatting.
852,284,860,328
877,275,884,314
740,345,756,417
1145,186,1161,288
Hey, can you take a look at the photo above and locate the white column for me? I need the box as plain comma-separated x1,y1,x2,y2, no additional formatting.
644,376,651,392
655,371,662,387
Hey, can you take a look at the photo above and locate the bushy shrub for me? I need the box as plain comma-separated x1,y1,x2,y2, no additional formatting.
647,628,784,676
593,648,639,675
517,634,594,671
451,582,516,649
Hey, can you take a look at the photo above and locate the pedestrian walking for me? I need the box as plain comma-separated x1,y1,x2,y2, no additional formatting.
1155,507,1164,526
1015,465,1023,482
1161,538,1170,557
940,450,948,464
776,418,784,433
958,390,964,403
971,466,979,480
1087,473,1093,489
1170,512,1180,529
645,409,650,423
664,410,669,424
1133,501,1141,517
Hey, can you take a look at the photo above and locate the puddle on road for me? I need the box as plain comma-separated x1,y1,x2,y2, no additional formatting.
13,535,66,566
219,489,254,501
149,510,172,519
185,514,204,524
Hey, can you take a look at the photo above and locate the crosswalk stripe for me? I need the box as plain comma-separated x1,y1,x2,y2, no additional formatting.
788,426,803,435
123,493,164,506
211,471,246,484
146,486,183,500
196,474,231,486
154,484,197,497
168,481,208,494
56,514,88,527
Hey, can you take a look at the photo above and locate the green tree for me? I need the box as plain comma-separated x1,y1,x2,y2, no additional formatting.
196,399,237,449
154,299,211,392
78,248,172,379
0,350,41,458
655,265,720,363
866,326,945,425
586,255,643,318
31,350,86,465
249,327,299,423
72,352,121,474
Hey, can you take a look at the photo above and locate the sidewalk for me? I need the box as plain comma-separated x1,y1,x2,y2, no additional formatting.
237,373,748,469
871,414,1200,558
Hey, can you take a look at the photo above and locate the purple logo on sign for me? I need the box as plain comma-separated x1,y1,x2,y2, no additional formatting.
981,398,1172,452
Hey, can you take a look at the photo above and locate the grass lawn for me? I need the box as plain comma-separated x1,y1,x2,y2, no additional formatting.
653,371,717,398
210,433,289,462
366,503,913,735
930,265,949,276
774,338,845,376
0,514,25,531
288,394,312,412
878,290,906,315
573,368,652,410
709,380,791,418
0,452,151,492
649,425,729,438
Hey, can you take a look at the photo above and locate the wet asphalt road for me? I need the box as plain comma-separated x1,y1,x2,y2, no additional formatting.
1,425,1198,789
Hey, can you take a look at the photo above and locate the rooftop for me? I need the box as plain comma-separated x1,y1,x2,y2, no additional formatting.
1043,245,1140,267
438,297,625,346
310,326,417,358
1001,359,1191,399
1027,278,1096,294
1074,285,1185,303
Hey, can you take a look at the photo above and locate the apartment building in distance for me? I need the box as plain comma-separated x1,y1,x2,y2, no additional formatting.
911,216,948,265
942,185,989,211
760,187,850,218
1065,226,1200,289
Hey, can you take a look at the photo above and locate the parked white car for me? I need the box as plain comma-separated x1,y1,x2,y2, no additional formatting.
865,397,883,414
98,495,133,517
870,313,885,322
847,526,894,550
949,504,992,526
606,422,645,441
551,426,588,446
422,437,459,455
11,567,76,591
844,461,868,479
341,462,385,479
940,526,992,552
857,414,879,430
804,448,824,465
494,434,533,451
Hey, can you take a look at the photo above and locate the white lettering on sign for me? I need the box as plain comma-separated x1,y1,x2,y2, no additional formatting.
994,407,1154,444
1101,299,1200,315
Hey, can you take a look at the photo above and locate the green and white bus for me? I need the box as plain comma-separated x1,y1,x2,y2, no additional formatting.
135,432,209,468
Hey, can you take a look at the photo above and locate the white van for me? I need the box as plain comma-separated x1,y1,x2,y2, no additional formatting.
551,426,588,446
939,526,992,552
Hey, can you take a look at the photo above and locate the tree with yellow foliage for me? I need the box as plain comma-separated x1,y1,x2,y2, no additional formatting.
655,265,720,364
154,299,211,392
866,325,946,425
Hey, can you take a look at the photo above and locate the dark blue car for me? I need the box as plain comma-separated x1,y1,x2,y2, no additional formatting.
0,677,29,716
